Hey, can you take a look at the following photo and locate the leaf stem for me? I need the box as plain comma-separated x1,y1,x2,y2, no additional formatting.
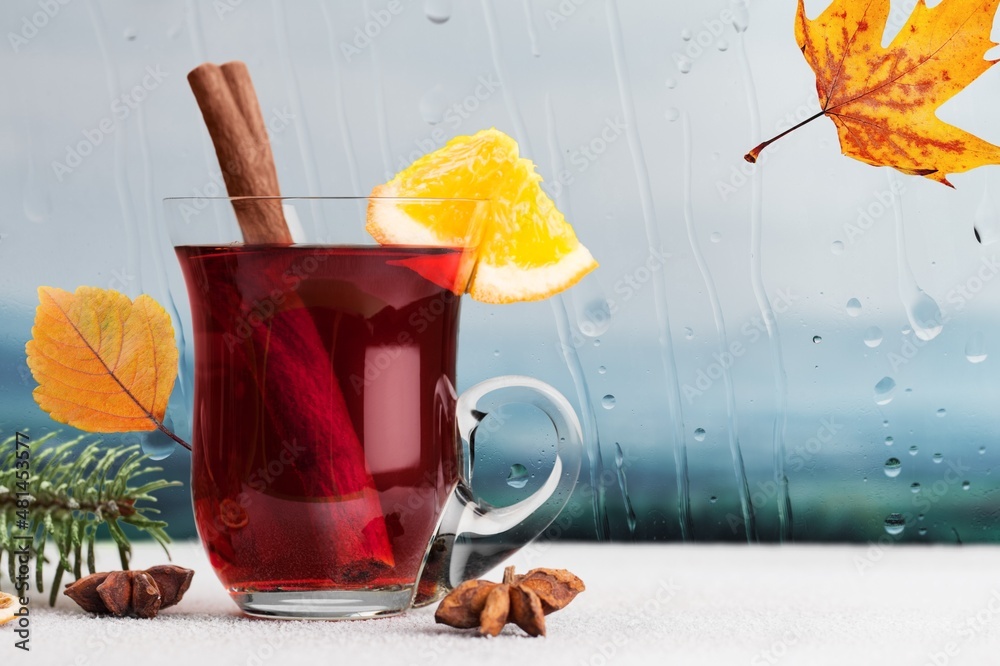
155,422,192,452
744,110,825,163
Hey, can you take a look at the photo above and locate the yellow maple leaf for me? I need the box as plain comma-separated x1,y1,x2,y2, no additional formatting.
746,0,1000,187
25,286,181,440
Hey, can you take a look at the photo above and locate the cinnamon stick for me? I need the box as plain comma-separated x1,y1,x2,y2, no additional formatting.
187,62,290,244
186,62,394,574
243,296,396,574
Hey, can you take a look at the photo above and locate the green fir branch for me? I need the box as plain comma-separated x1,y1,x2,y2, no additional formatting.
0,433,182,606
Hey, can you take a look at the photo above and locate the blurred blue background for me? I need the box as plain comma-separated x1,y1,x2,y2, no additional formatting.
2,0,999,543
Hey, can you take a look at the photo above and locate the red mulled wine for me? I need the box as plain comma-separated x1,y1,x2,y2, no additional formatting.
175,245,464,594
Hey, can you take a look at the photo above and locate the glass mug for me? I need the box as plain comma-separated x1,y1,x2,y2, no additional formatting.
166,197,584,619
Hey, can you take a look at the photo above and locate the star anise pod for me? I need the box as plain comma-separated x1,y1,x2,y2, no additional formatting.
435,566,585,637
0,592,17,625
63,565,194,618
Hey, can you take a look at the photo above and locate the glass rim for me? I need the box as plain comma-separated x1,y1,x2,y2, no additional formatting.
162,195,490,203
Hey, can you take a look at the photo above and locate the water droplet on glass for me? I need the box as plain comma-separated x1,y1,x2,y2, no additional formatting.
424,0,452,23
906,292,943,341
665,78,677,89
831,240,845,255
709,496,718,504
593,338,601,347
962,481,971,491
140,416,177,461
932,453,943,464
123,27,137,41
665,107,680,122
966,331,988,363
884,457,901,478
602,394,616,409
579,299,612,337
681,28,692,41
812,335,822,344
716,39,729,51
493,349,500,357
730,0,750,33
710,232,722,243
674,54,693,74
846,298,862,316
885,436,894,446
864,326,883,348
936,408,946,418
884,513,906,536
910,482,921,493
918,527,928,536
908,445,918,456
507,464,529,489
693,428,706,442
979,446,986,455
684,327,694,339
598,365,607,375
874,376,896,405
419,85,448,125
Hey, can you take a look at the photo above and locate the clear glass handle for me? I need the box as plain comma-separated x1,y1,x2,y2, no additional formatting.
413,375,584,606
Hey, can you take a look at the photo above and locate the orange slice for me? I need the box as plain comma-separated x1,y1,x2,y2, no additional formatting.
367,128,597,304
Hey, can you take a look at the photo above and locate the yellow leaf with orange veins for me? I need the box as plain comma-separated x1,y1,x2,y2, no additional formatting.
25,286,178,433
747,0,1000,187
